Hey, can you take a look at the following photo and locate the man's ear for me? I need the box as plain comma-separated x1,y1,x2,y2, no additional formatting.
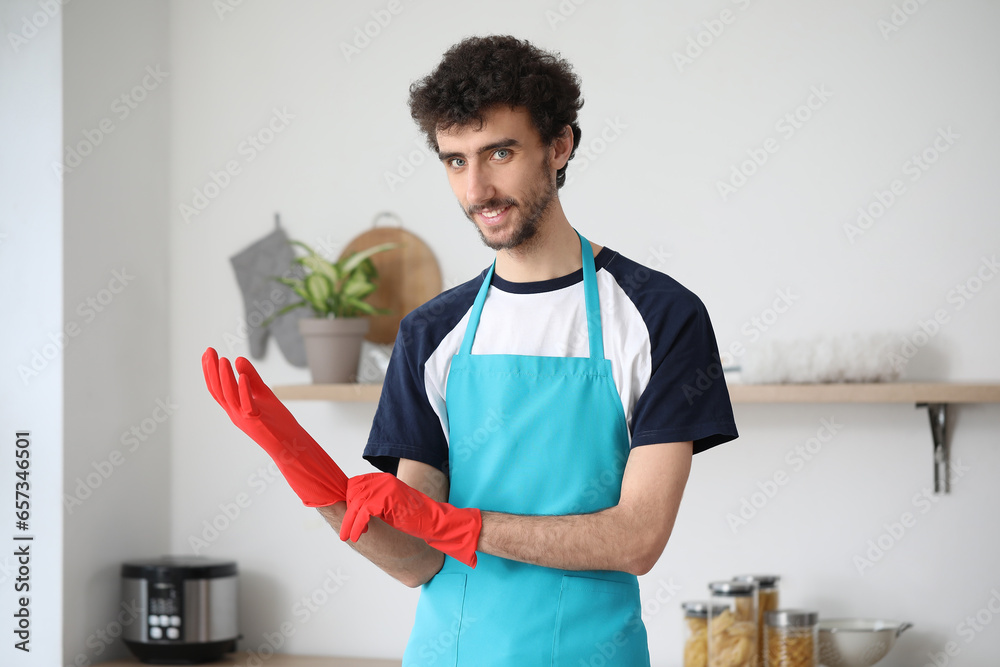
550,125,574,169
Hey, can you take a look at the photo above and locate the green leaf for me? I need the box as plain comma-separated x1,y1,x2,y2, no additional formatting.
275,276,303,291
261,300,307,327
276,277,310,303
348,282,378,301
340,242,398,274
356,258,378,280
289,240,320,257
304,273,333,315
299,254,341,284
343,298,380,315
341,270,377,299
328,292,344,317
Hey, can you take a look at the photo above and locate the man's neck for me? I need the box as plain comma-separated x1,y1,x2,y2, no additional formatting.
493,204,601,283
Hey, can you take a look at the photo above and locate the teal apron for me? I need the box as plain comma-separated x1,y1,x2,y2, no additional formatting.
402,231,650,667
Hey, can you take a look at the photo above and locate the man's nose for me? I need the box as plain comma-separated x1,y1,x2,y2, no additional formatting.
466,163,495,205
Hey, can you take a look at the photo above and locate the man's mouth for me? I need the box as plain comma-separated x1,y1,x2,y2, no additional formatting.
475,205,511,225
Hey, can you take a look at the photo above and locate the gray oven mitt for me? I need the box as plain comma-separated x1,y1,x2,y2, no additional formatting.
230,226,308,367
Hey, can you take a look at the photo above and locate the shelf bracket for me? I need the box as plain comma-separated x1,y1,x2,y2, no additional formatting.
916,402,949,494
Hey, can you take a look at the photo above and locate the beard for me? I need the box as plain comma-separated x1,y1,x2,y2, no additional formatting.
463,157,558,252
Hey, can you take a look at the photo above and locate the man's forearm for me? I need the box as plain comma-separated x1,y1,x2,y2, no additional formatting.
477,442,693,575
317,501,444,588
477,505,657,576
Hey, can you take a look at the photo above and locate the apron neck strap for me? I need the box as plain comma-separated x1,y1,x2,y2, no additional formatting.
458,261,494,356
578,230,605,360
458,230,604,359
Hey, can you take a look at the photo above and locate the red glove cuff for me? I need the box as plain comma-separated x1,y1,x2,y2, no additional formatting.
425,506,481,568
339,472,482,568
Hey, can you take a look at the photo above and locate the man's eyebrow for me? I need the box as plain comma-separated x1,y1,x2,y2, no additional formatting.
438,138,521,162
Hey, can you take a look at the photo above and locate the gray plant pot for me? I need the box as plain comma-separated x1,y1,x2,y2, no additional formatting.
298,317,371,384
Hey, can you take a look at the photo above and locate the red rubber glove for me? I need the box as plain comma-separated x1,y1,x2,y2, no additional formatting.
340,472,482,568
202,347,348,507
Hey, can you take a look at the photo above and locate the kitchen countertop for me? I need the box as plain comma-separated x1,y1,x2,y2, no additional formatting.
97,654,401,667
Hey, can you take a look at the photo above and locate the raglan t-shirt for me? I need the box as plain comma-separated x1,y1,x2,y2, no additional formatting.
363,247,738,476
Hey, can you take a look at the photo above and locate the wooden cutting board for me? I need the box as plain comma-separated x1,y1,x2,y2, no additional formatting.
339,222,443,344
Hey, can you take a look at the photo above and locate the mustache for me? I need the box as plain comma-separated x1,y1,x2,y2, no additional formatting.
467,198,517,216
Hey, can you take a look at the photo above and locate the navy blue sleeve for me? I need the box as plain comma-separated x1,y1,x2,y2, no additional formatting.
363,277,482,475
610,255,739,455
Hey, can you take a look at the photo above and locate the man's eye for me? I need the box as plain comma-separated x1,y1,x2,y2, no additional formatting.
494,149,510,160
448,158,466,168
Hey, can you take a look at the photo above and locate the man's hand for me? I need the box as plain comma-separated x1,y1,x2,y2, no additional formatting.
340,472,482,568
202,346,348,507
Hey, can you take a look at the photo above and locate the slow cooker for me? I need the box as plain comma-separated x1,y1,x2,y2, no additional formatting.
121,556,239,664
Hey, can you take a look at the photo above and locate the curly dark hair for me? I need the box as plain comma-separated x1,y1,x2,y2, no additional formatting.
408,35,584,189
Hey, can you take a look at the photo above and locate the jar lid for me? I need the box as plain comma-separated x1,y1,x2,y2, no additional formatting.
709,580,756,597
682,601,730,618
734,574,781,589
766,609,819,627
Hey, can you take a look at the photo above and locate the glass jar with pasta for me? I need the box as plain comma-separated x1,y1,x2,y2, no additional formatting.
764,610,818,667
708,580,759,667
682,601,729,667
734,574,781,667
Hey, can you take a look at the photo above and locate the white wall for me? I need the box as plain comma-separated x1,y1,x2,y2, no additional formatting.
8,0,988,665
61,1,172,665
0,1,64,665
2,2,173,664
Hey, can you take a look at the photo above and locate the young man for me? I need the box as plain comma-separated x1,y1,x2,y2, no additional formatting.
204,35,737,667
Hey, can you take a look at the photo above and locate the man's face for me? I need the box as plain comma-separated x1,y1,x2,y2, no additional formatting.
436,107,558,251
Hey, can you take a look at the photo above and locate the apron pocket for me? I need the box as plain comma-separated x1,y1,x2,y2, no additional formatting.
403,572,468,667
551,575,649,667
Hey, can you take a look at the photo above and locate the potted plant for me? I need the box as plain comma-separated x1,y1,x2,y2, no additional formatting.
268,239,397,383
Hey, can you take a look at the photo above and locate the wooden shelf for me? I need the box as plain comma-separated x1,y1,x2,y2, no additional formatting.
273,381,1000,495
728,382,1000,404
273,383,383,402
98,654,400,667
275,381,1000,405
